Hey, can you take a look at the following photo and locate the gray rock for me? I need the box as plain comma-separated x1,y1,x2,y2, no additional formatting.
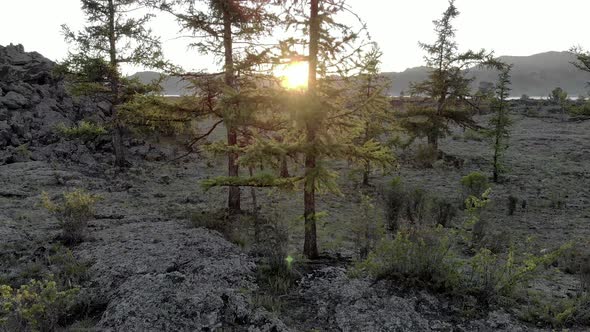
75,222,287,331
1,91,28,109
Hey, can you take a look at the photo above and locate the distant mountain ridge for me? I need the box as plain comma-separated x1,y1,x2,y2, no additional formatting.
133,51,590,97
383,51,590,97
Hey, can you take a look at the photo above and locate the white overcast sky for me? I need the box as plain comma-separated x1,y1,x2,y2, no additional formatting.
1,0,589,73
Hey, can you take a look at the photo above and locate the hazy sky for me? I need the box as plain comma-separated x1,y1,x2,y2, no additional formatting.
1,0,589,73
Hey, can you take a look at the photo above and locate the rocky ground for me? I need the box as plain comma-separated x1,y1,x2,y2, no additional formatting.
1,44,589,331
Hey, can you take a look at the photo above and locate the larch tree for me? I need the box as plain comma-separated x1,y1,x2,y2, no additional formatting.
279,0,395,258
201,0,395,259
148,0,282,214
62,0,166,167
405,0,498,151
488,65,513,183
352,45,394,186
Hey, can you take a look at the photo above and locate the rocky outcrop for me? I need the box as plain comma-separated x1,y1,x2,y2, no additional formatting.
284,267,538,332
0,44,108,166
76,220,287,331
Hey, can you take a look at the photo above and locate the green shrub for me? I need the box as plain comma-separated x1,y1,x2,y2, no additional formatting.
507,195,518,216
385,178,405,233
463,129,484,142
189,210,228,234
0,279,78,332
519,292,590,328
352,194,384,260
16,144,31,160
461,172,490,204
356,226,460,291
42,189,102,244
465,244,569,302
415,144,438,168
569,102,590,116
385,180,457,232
56,121,107,140
359,189,571,308
404,188,430,224
47,245,90,288
430,197,457,228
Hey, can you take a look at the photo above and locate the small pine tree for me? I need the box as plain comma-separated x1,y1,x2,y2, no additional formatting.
404,0,499,151
149,0,281,214
353,46,395,186
488,65,513,183
61,0,166,167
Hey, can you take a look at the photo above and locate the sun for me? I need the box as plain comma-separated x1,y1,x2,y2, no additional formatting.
277,61,309,90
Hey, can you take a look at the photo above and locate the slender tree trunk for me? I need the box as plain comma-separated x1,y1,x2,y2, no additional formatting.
107,0,127,168
493,134,499,183
249,166,260,242
222,3,240,214
303,0,320,259
280,155,289,178
362,161,371,186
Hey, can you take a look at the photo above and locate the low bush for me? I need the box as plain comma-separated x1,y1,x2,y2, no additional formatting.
0,279,79,332
415,144,439,168
519,292,590,328
358,190,571,308
385,180,458,233
463,128,485,142
384,178,405,233
356,226,460,291
569,102,590,117
507,195,518,216
56,121,107,140
461,172,490,204
41,189,102,245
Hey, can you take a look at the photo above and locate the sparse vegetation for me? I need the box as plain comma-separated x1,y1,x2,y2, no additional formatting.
0,279,79,332
56,121,107,140
461,172,491,203
41,189,101,244
2,0,589,330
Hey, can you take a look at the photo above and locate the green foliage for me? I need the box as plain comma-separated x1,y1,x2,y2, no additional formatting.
463,129,484,142
414,144,439,168
519,292,590,328
548,87,568,105
0,279,78,332
461,172,490,202
359,190,572,308
41,190,102,244
61,0,168,167
15,144,31,160
385,180,458,233
465,243,571,302
46,245,90,289
407,0,500,148
351,194,385,260
507,195,518,216
569,101,590,116
356,226,460,291
56,121,107,140
487,66,513,183
201,174,300,192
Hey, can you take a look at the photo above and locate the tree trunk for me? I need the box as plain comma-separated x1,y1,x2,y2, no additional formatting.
362,161,370,186
107,0,127,168
222,2,240,214
428,133,438,151
303,0,320,259
280,155,289,178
